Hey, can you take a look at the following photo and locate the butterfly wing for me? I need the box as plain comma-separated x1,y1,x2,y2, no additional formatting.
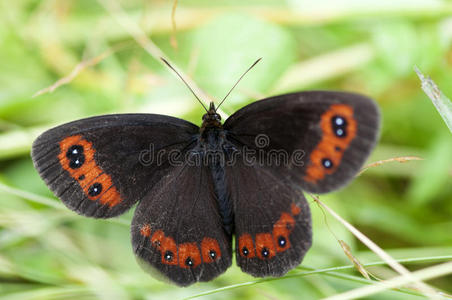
224,91,379,276
131,164,232,286
31,114,198,218
226,161,312,277
224,91,380,193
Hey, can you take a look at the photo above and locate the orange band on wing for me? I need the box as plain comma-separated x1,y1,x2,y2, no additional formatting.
178,243,201,269
141,224,222,267
291,203,302,216
304,104,357,183
140,224,151,237
201,237,221,262
58,135,123,207
238,234,256,258
239,203,302,260
161,236,178,265
255,233,276,260
272,212,295,253
151,230,164,250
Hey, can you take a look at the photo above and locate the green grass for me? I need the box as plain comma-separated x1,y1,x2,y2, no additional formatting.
1,0,452,299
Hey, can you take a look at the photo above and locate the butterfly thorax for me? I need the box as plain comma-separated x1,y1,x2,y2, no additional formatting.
200,102,222,135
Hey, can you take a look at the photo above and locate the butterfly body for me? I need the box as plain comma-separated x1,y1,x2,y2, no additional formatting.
194,127,236,234
31,91,380,286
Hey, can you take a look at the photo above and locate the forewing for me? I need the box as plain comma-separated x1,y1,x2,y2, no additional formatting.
32,114,198,218
224,91,380,193
131,164,232,286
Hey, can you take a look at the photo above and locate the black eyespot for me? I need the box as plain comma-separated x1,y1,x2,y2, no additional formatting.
331,115,347,138
78,175,85,180
67,145,84,157
332,116,346,126
185,257,193,267
88,183,102,197
69,157,85,169
209,250,217,260
242,247,249,256
322,158,333,169
336,128,345,137
261,247,269,258
67,145,85,169
335,146,341,152
278,236,287,248
164,251,173,262
153,240,161,247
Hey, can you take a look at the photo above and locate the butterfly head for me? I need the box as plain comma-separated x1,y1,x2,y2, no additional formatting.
201,102,222,129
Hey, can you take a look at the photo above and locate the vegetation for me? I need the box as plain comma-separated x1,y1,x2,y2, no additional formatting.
0,0,451,299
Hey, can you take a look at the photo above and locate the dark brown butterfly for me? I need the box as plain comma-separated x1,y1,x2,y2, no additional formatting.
31,59,380,286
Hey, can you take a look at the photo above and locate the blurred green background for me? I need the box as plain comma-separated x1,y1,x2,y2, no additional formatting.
1,0,452,299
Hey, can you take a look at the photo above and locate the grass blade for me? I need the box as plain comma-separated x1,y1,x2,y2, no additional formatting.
414,66,452,134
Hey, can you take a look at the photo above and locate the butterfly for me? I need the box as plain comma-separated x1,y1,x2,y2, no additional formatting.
31,59,380,286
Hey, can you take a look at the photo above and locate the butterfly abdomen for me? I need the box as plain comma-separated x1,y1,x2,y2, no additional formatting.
210,161,233,235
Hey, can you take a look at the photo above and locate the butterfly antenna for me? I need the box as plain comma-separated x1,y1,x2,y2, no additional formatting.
160,57,208,112
216,58,262,111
